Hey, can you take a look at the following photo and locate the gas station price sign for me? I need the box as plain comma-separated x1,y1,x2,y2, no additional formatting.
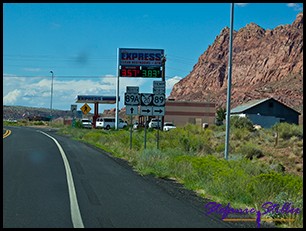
118,48,164,78
120,66,162,78
142,66,161,78
120,66,141,77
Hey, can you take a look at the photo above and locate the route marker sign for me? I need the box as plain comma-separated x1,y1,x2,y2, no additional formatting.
125,93,140,105
153,81,165,94
140,106,153,116
152,94,165,107
140,93,153,106
126,105,139,115
152,81,165,116
152,106,165,116
126,86,139,94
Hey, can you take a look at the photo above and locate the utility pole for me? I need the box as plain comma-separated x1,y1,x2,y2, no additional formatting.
115,48,120,130
50,71,54,122
224,3,234,160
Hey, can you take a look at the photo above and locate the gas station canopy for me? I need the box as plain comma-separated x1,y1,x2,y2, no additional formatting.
75,95,119,104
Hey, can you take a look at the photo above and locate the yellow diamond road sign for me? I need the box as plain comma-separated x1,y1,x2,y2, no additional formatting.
80,103,91,115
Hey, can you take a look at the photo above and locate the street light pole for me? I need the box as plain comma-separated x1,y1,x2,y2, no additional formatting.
50,71,54,121
224,3,234,160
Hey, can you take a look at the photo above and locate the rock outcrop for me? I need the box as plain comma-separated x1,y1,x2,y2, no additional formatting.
169,12,303,113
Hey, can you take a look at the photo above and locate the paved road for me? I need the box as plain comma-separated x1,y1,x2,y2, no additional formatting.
3,126,260,228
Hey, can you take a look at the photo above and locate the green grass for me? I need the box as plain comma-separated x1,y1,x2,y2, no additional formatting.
53,123,303,228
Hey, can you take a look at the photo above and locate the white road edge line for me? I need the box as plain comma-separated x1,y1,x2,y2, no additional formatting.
39,131,84,228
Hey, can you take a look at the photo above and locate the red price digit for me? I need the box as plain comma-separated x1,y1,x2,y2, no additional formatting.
121,69,127,76
133,69,139,77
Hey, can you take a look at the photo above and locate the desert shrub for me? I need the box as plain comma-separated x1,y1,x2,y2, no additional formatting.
215,143,225,153
230,116,255,131
74,120,83,128
272,123,303,140
175,128,214,154
237,142,264,160
247,172,303,203
33,121,45,125
269,163,286,173
231,127,252,140
266,191,303,227
83,131,102,143
135,149,173,177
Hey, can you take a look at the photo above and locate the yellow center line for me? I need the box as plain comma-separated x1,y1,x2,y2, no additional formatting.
3,129,11,138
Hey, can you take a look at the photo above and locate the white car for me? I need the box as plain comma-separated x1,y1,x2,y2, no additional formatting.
81,118,92,129
163,122,176,131
148,118,162,129
96,117,127,130
133,121,139,129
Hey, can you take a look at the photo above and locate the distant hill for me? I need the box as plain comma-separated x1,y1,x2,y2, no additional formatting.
3,105,87,121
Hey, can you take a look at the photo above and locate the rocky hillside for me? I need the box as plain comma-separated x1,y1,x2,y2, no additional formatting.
3,105,78,121
169,12,303,114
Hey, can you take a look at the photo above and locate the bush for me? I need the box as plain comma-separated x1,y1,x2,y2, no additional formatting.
75,120,83,128
231,127,251,140
215,143,225,153
272,123,303,140
237,142,264,160
230,116,255,131
33,121,45,125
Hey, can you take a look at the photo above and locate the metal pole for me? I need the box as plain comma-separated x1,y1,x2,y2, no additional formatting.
50,71,54,122
130,115,133,149
161,55,166,131
144,116,147,149
115,48,120,130
224,3,234,160
157,116,160,149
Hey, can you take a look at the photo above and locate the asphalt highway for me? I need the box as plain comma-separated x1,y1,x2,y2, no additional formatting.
3,126,264,228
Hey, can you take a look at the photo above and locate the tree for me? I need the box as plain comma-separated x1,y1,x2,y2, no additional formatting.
215,107,226,125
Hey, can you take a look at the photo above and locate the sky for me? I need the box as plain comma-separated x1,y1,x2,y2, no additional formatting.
3,2,303,114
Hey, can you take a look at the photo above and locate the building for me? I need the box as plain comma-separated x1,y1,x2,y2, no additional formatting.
164,100,216,127
230,98,300,128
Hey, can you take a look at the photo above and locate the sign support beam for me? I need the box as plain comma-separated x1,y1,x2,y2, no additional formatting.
130,115,133,149
161,55,166,131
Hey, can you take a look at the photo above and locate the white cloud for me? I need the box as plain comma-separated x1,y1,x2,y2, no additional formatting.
23,68,41,72
3,89,21,105
287,3,303,11
166,76,182,89
166,76,182,96
3,73,183,112
235,3,248,7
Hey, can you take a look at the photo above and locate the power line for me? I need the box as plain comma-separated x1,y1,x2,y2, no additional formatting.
3,74,179,80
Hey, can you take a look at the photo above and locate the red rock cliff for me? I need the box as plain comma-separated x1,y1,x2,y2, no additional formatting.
169,12,303,113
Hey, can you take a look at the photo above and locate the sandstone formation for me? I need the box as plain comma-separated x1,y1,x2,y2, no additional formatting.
169,12,303,114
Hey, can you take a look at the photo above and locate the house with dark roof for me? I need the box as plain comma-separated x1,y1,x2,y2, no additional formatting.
230,98,300,128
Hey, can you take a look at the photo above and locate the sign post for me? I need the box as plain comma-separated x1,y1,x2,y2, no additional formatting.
153,81,166,149
125,86,140,149
144,116,147,149
71,104,77,127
